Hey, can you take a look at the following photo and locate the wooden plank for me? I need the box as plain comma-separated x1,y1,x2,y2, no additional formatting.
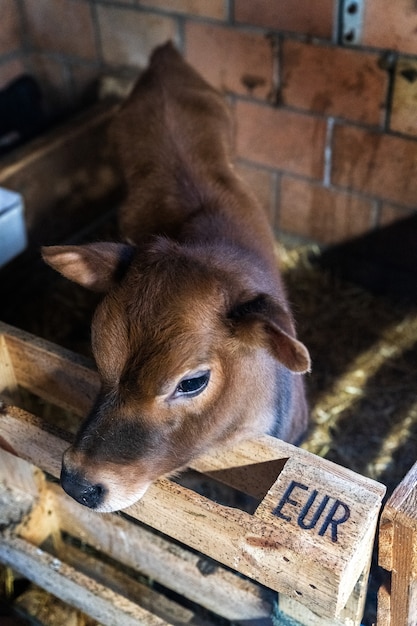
127,477,380,618
279,547,372,626
192,435,385,499
0,448,42,503
408,578,417,625
377,583,390,626
4,330,98,417
253,452,382,610
0,404,68,477
49,482,273,622
15,477,60,546
59,542,210,626
0,535,171,626
0,334,45,501
0,402,385,618
378,461,417,626
0,102,121,251
0,334,18,398
0,479,34,532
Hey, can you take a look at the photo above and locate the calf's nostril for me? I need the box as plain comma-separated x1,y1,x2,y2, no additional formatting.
60,466,106,509
79,482,105,509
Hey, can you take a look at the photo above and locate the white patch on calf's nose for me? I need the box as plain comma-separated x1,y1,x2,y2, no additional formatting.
94,480,151,513
62,447,153,512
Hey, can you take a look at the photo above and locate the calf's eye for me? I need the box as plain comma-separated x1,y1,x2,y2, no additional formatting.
175,370,210,398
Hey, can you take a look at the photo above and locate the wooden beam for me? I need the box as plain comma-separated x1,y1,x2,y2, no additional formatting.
49,482,273,621
378,461,417,626
0,400,385,619
57,542,210,626
0,102,121,251
4,330,98,417
0,536,171,626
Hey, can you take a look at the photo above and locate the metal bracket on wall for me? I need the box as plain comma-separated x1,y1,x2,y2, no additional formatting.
339,0,364,46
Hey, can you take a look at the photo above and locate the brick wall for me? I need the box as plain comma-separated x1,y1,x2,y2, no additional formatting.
1,0,417,243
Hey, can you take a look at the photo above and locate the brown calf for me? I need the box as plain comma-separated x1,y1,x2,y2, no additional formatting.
42,43,310,512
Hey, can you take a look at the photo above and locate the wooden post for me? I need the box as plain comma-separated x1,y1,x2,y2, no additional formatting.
378,461,417,626
0,332,43,502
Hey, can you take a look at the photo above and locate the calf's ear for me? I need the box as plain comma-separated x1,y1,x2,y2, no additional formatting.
41,243,134,292
229,294,311,374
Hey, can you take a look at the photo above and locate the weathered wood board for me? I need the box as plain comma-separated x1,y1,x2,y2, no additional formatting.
378,460,417,626
0,102,121,253
0,534,172,626
0,321,386,624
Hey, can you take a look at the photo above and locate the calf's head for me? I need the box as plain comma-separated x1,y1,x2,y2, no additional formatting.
42,239,309,512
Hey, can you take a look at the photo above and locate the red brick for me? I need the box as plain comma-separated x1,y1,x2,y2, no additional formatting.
390,58,417,137
332,124,417,208
236,101,326,180
138,0,226,20
379,203,415,227
24,0,97,59
234,0,334,39
363,0,417,55
185,23,273,100
97,5,177,67
235,161,276,223
0,0,22,55
279,177,375,243
282,40,387,126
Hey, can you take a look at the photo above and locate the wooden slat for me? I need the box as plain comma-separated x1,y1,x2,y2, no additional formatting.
0,335,46,502
378,461,417,626
0,404,69,477
4,331,98,416
0,536,170,626
192,434,385,499
49,482,273,622
59,542,210,626
279,547,372,626
377,583,390,626
0,102,120,251
0,334,18,397
0,402,384,619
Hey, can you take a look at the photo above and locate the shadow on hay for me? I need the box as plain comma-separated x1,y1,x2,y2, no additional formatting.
284,255,413,402
283,248,417,495
319,340,417,495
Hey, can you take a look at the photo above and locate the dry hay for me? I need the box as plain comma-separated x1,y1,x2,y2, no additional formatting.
278,243,417,498
279,242,417,625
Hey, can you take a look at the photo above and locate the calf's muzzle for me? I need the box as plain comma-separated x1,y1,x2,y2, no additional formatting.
60,464,106,509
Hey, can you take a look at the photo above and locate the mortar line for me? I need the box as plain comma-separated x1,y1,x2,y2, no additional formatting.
323,117,335,187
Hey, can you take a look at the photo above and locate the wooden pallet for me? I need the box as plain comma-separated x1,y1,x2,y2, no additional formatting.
0,321,386,625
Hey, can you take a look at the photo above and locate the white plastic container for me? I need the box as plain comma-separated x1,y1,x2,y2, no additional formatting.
0,187,27,267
